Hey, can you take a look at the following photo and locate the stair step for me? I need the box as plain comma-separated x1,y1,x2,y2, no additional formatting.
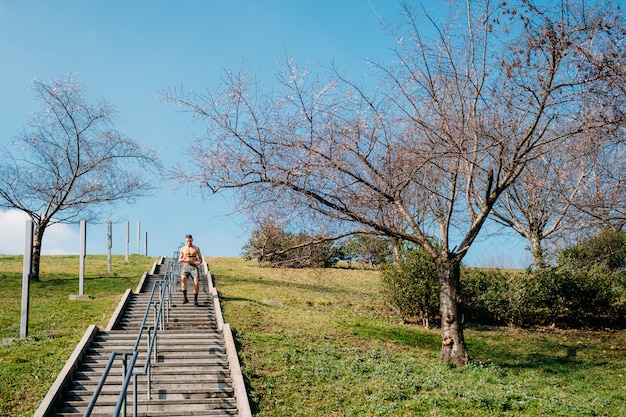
88,343,226,352
66,377,234,394
76,363,230,373
93,336,224,345
73,370,231,389
60,397,237,414
55,413,237,417
79,356,228,367
74,368,231,381
53,409,238,417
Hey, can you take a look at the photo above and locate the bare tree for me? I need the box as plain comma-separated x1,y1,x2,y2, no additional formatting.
162,0,626,365
490,138,595,266
572,137,626,234
492,126,625,267
0,73,162,280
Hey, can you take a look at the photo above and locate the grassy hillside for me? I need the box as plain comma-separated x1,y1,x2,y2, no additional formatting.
208,257,626,417
0,254,155,417
1,255,624,416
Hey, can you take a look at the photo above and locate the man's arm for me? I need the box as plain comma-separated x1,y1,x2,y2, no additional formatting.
195,246,203,265
179,249,185,263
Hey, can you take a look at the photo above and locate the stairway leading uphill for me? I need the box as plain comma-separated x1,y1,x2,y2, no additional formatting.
35,257,249,417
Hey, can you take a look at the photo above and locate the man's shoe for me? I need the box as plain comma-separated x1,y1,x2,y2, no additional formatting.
183,296,189,304
194,300,199,306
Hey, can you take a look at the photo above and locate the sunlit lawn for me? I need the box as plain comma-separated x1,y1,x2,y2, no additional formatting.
1,255,624,417
209,256,626,417
0,255,155,417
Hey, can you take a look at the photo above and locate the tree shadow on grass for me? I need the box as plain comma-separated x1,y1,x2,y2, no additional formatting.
344,322,611,376
505,350,586,374
466,331,607,375
219,295,273,307
343,321,441,353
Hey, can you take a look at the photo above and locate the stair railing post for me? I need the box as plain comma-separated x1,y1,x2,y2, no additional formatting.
162,279,167,330
166,265,173,322
146,326,151,362
159,277,167,330
159,303,165,330
133,373,138,417
153,300,157,328
145,325,152,403
122,353,128,417
147,358,152,400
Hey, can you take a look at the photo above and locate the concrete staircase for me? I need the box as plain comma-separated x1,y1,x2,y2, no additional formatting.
35,258,248,417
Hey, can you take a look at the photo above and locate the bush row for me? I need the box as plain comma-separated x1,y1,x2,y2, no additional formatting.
462,264,626,327
381,249,626,328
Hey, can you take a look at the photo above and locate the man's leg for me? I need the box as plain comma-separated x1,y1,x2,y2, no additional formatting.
193,277,200,306
181,272,189,304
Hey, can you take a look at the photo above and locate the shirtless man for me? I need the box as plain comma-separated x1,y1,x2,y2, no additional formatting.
179,234,203,306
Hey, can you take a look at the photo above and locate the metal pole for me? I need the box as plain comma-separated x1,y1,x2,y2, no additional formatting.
144,231,148,256
107,220,112,273
79,220,86,296
136,221,140,255
20,219,33,338
132,373,137,417
122,354,128,417
125,220,129,262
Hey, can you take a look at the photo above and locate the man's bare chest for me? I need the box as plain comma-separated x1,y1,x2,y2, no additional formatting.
182,247,199,257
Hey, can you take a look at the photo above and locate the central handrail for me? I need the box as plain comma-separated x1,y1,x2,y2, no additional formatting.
83,258,178,417
130,261,179,413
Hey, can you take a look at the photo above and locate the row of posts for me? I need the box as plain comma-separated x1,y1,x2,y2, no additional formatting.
20,219,147,339
106,220,148,271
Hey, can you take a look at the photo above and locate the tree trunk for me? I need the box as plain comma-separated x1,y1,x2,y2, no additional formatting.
30,223,46,282
529,232,545,268
391,238,401,263
438,258,469,365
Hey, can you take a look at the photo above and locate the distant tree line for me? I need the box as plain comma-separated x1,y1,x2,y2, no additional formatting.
242,220,393,268
241,220,338,268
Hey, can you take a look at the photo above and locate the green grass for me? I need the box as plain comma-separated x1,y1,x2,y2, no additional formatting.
209,257,626,417
1,255,625,416
0,254,156,417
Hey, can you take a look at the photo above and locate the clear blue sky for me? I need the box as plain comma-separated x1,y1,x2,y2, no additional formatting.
0,0,530,267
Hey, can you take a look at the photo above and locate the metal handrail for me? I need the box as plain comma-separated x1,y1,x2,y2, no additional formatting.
116,278,167,417
83,259,176,417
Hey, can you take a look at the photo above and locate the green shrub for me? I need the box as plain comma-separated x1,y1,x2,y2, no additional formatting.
557,229,626,270
380,247,439,326
552,229,626,325
463,268,509,325
461,263,625,327
537,263,624,326
460,267,501,323
461,268,544,326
